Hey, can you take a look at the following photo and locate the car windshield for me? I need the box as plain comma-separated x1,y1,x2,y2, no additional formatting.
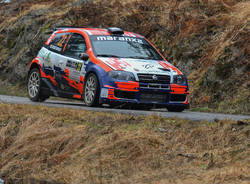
90,35,163,60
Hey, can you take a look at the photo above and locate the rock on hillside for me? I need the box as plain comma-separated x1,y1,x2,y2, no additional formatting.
0,0,249,114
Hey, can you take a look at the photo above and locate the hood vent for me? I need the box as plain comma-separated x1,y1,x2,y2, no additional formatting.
159,68,170,72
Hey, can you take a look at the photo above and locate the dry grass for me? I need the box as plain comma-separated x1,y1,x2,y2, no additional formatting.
0,103,249,184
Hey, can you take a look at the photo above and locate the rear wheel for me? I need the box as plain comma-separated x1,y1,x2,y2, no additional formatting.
84,73,100,107
167,106,185,112
27,68,49,102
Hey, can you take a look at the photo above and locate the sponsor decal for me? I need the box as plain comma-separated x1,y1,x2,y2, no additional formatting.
94,36,145,44
100,58,132,71
46,52,51,63
143,64,154,69
49,45,62,52
66,60,83,71
77,63,83,71
38,48,51,63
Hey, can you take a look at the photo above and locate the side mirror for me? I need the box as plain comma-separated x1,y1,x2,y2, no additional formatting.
79,53,89,61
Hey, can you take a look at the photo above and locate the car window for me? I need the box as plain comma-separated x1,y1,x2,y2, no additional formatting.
49,33,69,53
90,35,163,60
64,34,87,59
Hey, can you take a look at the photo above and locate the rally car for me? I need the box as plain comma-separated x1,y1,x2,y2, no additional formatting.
27,27,189,112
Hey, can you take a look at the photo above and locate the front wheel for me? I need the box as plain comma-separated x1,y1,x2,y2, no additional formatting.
27,68,49,102
166,106,185,112
84,73,100,107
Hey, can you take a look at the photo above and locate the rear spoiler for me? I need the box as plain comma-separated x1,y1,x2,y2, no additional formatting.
44,26,83,34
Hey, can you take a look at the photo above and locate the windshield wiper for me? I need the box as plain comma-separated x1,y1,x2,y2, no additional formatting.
97,54,120,58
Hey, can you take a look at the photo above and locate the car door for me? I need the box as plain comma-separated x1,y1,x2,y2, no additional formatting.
62,33,88,94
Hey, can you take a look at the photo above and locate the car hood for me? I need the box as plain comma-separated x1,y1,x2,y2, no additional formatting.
98,57,182,75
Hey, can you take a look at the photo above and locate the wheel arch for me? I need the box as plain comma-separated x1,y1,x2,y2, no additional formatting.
84,63,107,88
84,71,102,95
28,62,49,90
28,62,41,75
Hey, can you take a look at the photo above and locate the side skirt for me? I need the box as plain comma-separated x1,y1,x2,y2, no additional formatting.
41,78,82,100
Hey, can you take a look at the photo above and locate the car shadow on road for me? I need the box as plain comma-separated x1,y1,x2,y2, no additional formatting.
43,100,164,112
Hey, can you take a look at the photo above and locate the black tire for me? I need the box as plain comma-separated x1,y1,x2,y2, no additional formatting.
84,73,100,107
27,68,49,102
166,106,185,112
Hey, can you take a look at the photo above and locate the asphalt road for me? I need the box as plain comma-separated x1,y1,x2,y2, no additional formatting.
0,95,249,122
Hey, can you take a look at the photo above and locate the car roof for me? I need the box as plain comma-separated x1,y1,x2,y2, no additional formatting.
55,27,144,38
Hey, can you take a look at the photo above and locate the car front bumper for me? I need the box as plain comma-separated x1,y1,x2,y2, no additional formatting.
99,81,190,108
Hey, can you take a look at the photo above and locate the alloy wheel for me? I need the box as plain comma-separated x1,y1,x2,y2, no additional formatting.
28,71,40,98
84,75,97,105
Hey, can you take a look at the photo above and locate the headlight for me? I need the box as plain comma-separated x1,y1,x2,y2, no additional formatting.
108,71,136,81
173,75,186,84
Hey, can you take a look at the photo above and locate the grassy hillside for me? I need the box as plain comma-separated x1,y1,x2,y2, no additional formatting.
0,0,249,114
0,103,249,183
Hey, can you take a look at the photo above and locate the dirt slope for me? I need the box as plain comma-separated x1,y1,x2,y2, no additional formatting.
0,103,249,183
0,0,249,114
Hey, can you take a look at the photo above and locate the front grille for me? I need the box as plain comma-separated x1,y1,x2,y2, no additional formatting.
137,73,170,84
140,92,167,103
170,94,187,102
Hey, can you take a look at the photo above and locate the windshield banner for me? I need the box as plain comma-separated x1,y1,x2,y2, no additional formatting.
91,35,147,44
